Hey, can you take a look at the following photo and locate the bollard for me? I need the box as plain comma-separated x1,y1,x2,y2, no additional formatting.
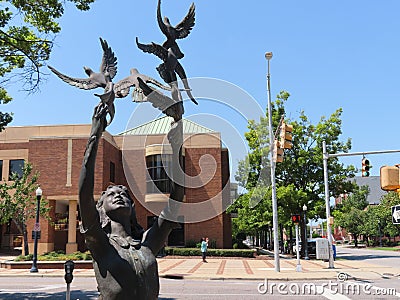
64,260,75,300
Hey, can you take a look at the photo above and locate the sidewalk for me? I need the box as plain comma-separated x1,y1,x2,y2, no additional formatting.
1,252,399,281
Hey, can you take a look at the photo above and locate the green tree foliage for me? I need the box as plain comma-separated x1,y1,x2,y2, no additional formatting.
364,191,400,244
0,0,95,129
231,91,356,240
0,162,49,255
333,185,369,247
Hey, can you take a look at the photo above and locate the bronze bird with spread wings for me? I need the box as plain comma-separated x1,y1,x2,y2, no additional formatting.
137,77,183,122
48,37,117,90
136,37,198,105
94,72,116,125
113,68,171,102
157,0,195,59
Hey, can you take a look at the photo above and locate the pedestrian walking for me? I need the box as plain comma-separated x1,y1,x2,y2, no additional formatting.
201,237,208,262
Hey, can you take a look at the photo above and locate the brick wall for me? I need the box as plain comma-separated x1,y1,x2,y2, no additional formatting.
0,129,232,252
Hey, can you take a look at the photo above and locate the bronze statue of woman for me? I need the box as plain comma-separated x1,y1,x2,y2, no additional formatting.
78,98,182,299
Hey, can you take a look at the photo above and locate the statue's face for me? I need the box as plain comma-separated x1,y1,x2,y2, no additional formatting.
102,185,132,216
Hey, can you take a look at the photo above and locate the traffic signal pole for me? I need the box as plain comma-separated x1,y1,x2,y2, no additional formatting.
323,141,400,269
266,52,280,272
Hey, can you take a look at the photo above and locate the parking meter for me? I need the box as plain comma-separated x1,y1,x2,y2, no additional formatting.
64,260,75,284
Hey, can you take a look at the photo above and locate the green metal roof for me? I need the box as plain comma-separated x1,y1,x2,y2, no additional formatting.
119,116,216,136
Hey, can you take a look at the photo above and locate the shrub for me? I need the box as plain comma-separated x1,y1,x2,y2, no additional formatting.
164,247,256,258
208,239,217,249
14,254,33,262
14,251,92,261
185,239,197,248
231,237,249,249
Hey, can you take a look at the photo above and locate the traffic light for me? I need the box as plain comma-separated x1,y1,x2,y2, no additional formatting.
280,122,293,149
273,139,284,163
291,214,301,223
362,158,371,177
380,165,400,191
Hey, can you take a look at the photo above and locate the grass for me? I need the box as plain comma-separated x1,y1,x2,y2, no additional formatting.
369,247,400,251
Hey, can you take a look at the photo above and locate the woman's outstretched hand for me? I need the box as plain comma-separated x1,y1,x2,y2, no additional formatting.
92,102,108,134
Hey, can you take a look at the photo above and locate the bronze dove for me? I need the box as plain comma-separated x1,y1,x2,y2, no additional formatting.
157,0,195,59
113,68,171,102
135,38,198,105
94,72,116,125
137,77,183,122
48,37,117,90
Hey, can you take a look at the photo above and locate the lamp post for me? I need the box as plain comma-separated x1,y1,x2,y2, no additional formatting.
303,204,309,260
30,186,42,273
265,51,280,272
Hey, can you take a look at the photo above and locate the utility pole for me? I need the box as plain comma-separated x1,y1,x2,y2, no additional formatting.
323,142,400,269
322,141,334,268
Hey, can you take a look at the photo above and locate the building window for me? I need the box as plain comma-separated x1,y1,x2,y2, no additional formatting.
110,161,115,183
0,160,3,180
146,154,171,194
9,159,24,180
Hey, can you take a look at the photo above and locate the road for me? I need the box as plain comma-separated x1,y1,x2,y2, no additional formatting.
0,276,399,299
0,246,399,299
336,245,400,269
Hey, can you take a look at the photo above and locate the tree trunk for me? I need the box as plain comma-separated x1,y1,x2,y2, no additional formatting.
279,223,284,253
255,231,259,247
353,234,358,248
268,227,272,250
23,223,29,256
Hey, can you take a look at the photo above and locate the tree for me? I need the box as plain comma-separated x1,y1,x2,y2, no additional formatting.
0,0,96,130
231,91,356,251
333,185,369,247
374,191,400,243
0,162,49,255
361,204,379,246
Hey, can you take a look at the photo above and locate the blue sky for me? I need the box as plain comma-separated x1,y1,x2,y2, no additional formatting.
5,0,400,179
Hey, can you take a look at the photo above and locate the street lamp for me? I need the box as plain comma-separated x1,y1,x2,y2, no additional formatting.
303,204,309,260
30,186,42,273
265,51,280,272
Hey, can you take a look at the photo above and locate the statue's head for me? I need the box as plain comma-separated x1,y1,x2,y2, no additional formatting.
96,185,144,240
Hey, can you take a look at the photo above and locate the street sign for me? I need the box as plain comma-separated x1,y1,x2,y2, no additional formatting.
33,222,40,231
32,230,41,239
392,205,400,225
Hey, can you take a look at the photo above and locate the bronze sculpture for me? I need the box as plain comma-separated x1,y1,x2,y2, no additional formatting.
113,68,171,102
50,1,196,298
157,0,195,59
48,38,117,91
137,77,183,122
78,98,182,299
135,38,198,105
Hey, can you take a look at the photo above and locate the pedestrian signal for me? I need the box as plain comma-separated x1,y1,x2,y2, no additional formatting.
291,214,301,223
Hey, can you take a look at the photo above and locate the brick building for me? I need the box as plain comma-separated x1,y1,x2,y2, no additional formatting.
0,117,232,254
